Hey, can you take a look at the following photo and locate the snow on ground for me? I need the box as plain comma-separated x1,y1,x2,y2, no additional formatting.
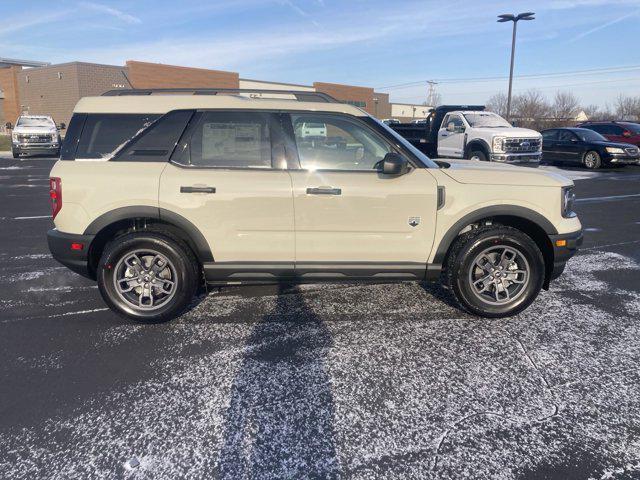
0,249,639,479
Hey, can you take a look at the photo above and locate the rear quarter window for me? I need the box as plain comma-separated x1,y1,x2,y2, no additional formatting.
75,114,160,160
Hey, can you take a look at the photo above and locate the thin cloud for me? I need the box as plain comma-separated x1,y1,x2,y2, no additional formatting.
79,2,142,24
569,9,640,42
0,11,71,36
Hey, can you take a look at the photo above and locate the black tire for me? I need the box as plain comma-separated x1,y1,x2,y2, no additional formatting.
444,225,545,318
12,148,20,159
583,150,601,169
97,231,199,323
468,149,488,161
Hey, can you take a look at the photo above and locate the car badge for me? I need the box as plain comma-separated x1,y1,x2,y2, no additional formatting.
408,217,420,227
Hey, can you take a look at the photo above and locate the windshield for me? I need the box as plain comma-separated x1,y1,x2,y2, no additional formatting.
463,112,511,128
574,128,607,142
375,119,439,168
16,117,55,128
623,123,640,134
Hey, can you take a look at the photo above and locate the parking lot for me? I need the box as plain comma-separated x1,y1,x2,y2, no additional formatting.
0,155,639,479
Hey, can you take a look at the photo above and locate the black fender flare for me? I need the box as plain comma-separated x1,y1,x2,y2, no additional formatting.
83,206,214,262
464,138,491,159
432,205,558,265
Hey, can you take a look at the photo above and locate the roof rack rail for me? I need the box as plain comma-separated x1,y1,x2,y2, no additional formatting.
101,88,339,103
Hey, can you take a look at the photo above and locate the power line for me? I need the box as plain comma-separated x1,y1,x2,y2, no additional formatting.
376,64,640,91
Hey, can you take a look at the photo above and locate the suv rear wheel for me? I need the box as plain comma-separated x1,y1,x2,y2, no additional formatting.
97,231,199,322
445,226,545,318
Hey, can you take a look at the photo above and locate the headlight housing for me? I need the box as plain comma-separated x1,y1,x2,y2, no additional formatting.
561,186,576,218
605,147,625,154
492,136,506,153
11,132,19,142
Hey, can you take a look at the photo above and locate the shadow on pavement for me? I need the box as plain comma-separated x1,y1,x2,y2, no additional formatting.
215,284,339,478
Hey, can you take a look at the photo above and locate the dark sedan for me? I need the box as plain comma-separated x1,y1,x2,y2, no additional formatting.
541,127,640,169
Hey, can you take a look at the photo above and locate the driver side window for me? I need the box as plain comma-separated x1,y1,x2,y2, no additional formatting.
291,114,393,171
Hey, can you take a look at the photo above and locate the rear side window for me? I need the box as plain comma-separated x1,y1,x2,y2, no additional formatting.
60,113,87,160
542,130,557,141
172,111,272,168
113,110,194,162
558,130,575,142
76,114,160,159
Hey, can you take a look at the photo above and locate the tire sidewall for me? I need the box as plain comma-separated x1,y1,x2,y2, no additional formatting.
469,149,488,162
97,234,197,322
452,231,544,317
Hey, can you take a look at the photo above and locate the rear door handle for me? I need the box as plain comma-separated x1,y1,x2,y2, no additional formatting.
180,186,216,194
306,187,341,195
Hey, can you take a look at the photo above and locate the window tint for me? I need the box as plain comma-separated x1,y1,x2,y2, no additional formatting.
113,110,194,162
76,114,160,159
173,111,272,168
558,130,576,142
609,125,624,135
291,114,393,171
60,113,87,160
542,130,558,141
446,115,464,128
584,124,603,134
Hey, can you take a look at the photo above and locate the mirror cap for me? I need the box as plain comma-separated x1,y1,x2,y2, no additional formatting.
382,153,409,175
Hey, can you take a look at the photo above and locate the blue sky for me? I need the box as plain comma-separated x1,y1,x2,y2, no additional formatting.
2,0,639,107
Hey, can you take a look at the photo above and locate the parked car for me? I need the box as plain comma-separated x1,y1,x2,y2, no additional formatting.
47,88,582,322
411,119,428,124
389,106,542,165
541,127,639,169
576,121,640,148
295,121,326,139
381,118,400,125
7,115,64,158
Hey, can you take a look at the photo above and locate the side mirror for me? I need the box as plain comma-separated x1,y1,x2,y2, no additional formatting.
381,153,409,175
454,125,466,134
446,122,455,132
5,122,12,130
58,122,66,130
570,137,578,142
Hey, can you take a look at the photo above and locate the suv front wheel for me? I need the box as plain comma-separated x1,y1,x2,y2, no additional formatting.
97,231,199,322
445,226,545,318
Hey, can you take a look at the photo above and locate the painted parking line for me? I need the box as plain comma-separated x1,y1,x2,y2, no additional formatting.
576,193,640,204
13,215,51,220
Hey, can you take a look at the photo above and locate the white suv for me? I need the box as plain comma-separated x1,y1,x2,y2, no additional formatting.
47,89,582,322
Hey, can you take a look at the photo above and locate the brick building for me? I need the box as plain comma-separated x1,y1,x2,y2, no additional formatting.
0,58,426,128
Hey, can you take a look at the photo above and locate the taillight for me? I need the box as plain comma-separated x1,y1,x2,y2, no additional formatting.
49,177,62,219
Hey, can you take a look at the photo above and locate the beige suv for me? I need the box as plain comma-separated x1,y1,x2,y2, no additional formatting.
47,88,583,322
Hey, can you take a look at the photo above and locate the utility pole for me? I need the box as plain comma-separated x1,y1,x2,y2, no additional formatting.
497,12,535,121
426,81,438,107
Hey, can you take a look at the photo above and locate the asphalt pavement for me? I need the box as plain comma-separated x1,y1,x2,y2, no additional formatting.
0,155,639,479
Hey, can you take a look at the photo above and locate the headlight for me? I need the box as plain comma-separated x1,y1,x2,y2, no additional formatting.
492,136,506,153
561,186,576,218
12,132,19,142
605,147,625,154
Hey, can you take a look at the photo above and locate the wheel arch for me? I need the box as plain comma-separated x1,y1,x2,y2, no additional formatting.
84,206,213,278
433,205,557,288
464,138,491,159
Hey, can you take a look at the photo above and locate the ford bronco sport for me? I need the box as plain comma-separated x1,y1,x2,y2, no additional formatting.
47,88,583,322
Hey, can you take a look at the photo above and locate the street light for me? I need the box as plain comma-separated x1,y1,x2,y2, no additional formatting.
497,12,535,121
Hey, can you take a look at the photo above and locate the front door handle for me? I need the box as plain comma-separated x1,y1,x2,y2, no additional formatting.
306,187,342,195
180,186,216,194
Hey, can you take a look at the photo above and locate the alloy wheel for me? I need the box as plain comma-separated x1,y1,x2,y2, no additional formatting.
468,245,530,305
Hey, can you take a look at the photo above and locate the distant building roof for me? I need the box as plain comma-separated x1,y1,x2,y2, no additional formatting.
0,58,50,68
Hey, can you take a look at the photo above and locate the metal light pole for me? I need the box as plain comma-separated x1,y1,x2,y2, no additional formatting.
498,12,535,121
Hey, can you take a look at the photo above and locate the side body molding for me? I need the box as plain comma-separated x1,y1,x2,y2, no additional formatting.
83,206,214,262
431,205,558,265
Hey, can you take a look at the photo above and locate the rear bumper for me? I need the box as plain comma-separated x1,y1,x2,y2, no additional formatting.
47,229,95,279
547,228,583,283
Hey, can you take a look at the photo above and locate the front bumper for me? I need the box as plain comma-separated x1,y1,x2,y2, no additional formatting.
490,152,541,165
13,142,60,156
605,153,640,165
47,229,95,279
547,228,584,284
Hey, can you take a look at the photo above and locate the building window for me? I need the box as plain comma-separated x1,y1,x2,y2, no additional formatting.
57,72,62,79
344,100,367,108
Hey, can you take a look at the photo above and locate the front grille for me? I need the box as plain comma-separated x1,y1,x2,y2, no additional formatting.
504,137,541,153
17,134,55,144
625,146,639,156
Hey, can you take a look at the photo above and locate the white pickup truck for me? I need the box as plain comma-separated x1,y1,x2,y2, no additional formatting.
6,115,65,158
390,106,542,165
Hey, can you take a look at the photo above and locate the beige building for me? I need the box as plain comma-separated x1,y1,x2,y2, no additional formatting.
391,103,433,122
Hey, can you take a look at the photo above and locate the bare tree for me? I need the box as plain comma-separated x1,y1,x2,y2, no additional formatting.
486,92,508,117
552,91,580,121
582,104,614,122
511,90,551,129
614,94,640,121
